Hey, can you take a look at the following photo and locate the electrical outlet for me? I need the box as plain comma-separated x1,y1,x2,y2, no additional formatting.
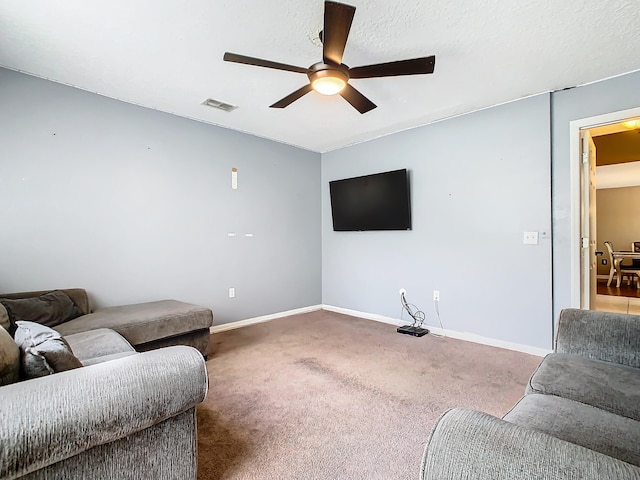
229,287,235,298
433,290,440,301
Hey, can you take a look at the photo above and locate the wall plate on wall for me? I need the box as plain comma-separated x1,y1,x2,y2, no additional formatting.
523,231,539,245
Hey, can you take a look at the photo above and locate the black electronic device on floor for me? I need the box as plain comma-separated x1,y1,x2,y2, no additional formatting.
397,324,429,337
397,289,428,338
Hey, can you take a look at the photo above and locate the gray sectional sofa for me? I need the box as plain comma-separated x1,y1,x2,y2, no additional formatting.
1,288,214,356
0,288,213,479
420,308,640,479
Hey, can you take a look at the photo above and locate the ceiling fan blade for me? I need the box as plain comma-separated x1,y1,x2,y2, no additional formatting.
224,52,307,74
322,1,356,65
339,84,377,114
349,56,436,79
270,84,314,109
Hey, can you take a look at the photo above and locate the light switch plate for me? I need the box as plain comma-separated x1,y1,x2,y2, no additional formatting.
523,231,539,245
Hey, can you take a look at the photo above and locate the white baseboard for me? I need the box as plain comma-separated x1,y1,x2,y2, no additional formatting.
322,304,404,327
322,305,551,357
210,303,550,357
210,305,323,333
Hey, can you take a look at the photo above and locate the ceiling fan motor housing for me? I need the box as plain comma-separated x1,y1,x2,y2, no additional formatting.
307,62,349,83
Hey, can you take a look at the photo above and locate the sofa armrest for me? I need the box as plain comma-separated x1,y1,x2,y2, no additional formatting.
555,308,640,367
0,346,207,479
420,408,640,480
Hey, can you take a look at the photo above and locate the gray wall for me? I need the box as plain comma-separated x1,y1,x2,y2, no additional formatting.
0,68,321,324
321,95,553,350
4,64,639,347
551,70,640,319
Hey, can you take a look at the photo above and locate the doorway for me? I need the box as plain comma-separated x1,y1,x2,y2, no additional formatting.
571,108,640,313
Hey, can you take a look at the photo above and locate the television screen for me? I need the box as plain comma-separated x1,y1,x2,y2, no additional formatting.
329,169,411,231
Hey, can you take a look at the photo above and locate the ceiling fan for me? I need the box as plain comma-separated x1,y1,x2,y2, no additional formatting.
223,0,436,114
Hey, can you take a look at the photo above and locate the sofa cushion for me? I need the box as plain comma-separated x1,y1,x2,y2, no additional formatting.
14,321,83,379
555,308,640,368
0,304,9,331
0,325,20,386
55,300,213,347
527,353,640,421
64,328,136,366
504,393,640,466
0,290,82,335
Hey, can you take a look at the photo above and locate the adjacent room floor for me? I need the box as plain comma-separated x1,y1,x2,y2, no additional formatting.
596,279,640,313
595,294,640,314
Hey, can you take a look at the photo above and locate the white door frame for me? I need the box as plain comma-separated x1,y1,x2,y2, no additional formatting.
569,106,640,307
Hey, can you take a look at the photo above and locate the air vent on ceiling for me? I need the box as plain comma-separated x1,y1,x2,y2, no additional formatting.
201,98,238,112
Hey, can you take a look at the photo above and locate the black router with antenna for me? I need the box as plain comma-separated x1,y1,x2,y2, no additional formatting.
397,289,429,337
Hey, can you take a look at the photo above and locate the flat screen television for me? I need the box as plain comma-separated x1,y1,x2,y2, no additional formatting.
329,169,411,231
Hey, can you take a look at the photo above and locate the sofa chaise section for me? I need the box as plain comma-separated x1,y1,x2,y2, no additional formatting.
55,299,213,356
1,288,214,357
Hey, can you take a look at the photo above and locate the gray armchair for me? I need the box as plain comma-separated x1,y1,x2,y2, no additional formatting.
420,308,640,479
420,408,640,479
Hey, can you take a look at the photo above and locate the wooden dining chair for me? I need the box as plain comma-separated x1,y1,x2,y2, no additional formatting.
604,241,619,286
604,241,640,287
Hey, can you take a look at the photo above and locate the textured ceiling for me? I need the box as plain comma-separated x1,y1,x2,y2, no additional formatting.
1,0,640,152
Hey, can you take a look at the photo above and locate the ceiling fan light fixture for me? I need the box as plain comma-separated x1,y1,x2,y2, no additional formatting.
308,67,349,96
312,76,346,95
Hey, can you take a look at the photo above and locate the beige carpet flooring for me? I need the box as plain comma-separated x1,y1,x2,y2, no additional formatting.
197,310,542,479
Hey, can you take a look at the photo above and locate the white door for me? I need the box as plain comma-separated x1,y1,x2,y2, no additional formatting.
581,130,597,309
